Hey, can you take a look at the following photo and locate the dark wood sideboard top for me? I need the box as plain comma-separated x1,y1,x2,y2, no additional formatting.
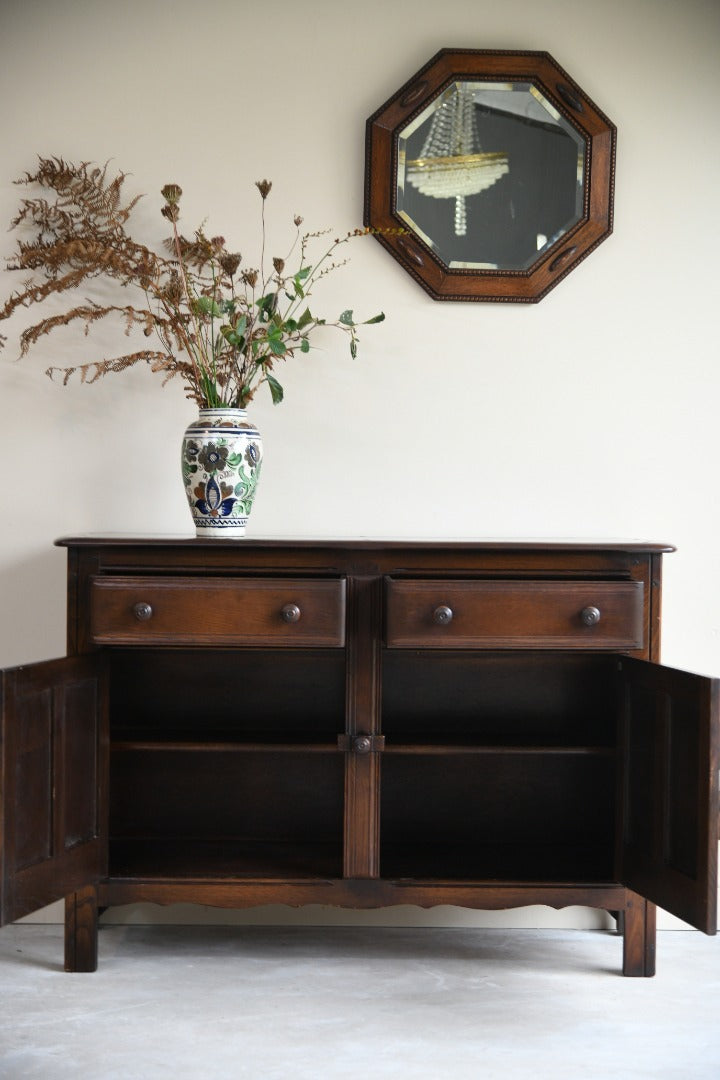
55,536,675,553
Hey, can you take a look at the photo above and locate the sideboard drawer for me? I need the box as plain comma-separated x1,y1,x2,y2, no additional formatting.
90,576,346,646
385,579,644,649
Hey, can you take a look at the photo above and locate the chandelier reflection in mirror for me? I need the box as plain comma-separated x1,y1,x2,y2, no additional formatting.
365,50,616,302
403,83,509,237
397,80,585,270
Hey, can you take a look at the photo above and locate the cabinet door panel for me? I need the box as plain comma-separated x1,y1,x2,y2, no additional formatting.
619,658,719,933
1,656,107,924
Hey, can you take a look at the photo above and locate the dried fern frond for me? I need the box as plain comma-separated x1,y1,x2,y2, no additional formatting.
11,197,81,235
15,157,142,230
2,267,91,323
45,349,170,386
11,235,160,290
18,302,163,355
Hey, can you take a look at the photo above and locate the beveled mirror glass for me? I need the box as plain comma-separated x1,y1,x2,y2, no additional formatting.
365,50,616,302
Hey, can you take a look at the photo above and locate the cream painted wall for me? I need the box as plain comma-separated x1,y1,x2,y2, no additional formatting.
1,0,719,930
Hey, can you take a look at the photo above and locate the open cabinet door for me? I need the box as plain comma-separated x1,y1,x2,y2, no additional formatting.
619,657,719,933
0,655,107,925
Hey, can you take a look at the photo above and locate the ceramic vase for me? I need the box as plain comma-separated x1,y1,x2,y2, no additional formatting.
181,408,263,538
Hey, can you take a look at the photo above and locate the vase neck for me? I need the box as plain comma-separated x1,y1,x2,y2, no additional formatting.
198,407,248,419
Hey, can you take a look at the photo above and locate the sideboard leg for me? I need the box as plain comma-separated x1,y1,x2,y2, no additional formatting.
64,885,99,972
622,893,656,977
610,910,625,934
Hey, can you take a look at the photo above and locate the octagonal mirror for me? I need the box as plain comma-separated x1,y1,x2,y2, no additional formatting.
364,50,616,302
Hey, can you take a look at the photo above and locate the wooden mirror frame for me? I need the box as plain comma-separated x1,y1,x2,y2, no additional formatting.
364,49,616,302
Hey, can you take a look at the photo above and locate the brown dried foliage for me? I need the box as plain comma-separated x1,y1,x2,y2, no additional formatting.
1,156,387,408
1,156,203,400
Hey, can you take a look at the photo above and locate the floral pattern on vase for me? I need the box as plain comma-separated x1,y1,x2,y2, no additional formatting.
181,408,262,538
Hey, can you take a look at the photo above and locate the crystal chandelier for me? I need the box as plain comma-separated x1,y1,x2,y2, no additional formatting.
406,83,509,236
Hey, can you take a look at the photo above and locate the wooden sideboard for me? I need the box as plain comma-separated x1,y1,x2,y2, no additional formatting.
1,538,717,974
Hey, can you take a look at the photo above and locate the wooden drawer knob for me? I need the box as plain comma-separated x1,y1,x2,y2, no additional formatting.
281,603,301,624
433,605,454,626
581,605,601,626
132,602,153,622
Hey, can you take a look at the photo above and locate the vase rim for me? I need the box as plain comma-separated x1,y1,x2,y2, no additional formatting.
198,406,248,413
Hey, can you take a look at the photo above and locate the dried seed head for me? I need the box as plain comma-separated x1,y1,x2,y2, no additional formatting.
162,270,184,305
161,203,180,223
210,235,225,251
220,252,241,276
161,184,182,203
242,269,258,288
272,257,285,275
255,179,272,199
294,215,304,227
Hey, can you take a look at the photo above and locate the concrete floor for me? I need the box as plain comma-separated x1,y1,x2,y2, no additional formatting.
1,925,719,1079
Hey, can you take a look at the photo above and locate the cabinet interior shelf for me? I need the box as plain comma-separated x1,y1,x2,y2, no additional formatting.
111,739,342,753
110,739,614,756
383,742,614,756
107,837,616,886
109,837,343,881
380,842,616,883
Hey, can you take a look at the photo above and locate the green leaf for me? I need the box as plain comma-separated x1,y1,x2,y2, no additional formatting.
363,312,385,324
300,338,310,353
220,325,244,347
297,307,313,330
249,336,268,358
256,292,277,321
266,372,284,404
192,296,222,318
350,338,358,359
269,337,287,357
293,267,312,298
339,309,355,326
